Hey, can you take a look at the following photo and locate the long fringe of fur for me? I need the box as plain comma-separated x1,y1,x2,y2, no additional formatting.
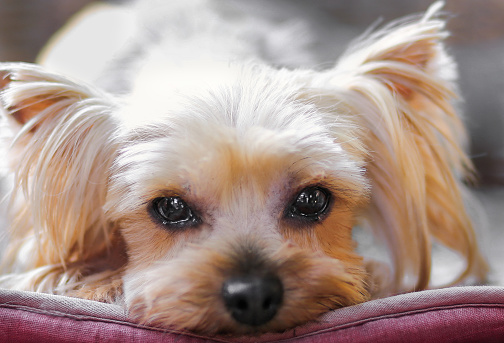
321,3,488,292
0,63,119,279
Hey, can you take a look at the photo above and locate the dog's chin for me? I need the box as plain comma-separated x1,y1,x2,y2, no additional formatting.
124,237,369,335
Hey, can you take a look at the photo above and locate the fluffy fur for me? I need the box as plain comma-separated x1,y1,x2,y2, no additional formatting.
0,0,488,335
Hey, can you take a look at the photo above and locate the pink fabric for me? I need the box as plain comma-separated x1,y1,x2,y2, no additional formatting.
1,286,504,342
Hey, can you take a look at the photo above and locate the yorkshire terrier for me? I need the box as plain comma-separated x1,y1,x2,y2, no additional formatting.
0,0,488,335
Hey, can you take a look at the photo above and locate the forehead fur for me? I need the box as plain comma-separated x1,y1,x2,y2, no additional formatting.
107,63,367,213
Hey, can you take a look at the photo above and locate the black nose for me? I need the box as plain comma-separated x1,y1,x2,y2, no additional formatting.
221,274,283,327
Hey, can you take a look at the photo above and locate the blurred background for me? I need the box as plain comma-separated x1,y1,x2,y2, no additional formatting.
0,0,503,280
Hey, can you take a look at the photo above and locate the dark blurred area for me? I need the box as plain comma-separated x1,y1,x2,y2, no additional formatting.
0,0,91,62
0,0,503,185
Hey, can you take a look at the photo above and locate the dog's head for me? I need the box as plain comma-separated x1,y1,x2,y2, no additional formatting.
0,4,487,334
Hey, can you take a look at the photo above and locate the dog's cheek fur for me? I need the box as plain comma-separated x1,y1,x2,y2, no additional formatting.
115,211,177,268
116,210,212,270
281,178,369,275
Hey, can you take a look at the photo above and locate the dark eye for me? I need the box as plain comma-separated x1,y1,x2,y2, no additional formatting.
150,197,200,228
287,186,331,221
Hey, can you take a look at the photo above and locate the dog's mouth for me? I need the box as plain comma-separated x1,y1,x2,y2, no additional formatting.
125,237,369,335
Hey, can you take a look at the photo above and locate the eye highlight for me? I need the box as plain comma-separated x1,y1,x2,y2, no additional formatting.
286,186,331,222
150,196,200,229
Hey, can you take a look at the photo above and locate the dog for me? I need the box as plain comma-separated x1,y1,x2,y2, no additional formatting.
0,0,488,335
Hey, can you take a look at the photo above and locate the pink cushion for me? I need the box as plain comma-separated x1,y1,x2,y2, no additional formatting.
1,286,504,342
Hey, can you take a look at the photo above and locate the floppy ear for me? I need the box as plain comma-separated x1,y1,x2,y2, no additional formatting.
0,63,119,270
311,2,487,293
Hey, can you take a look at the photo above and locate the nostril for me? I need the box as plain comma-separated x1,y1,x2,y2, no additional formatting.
222,274,283,327
236,297,248,311
263,296,272,310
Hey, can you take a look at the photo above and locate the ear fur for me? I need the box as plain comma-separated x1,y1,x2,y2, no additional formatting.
313,2,487,293
0,63,119,274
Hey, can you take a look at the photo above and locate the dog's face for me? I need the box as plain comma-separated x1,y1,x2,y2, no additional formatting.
103,66,369,332
0,3,488,335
